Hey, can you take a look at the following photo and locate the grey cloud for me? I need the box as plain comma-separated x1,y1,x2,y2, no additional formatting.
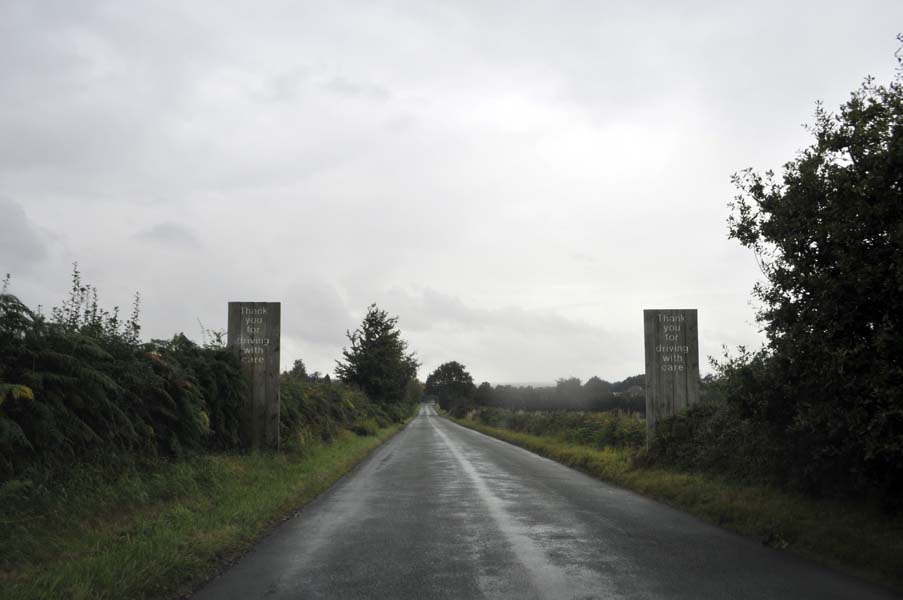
0,197,49,273
324,77,390,101
135,222,200,247
385,288,601,337
284,280,355,346
260,66,311,103
376,287,630,382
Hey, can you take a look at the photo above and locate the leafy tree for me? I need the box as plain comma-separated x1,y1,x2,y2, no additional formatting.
584,376,613,411
555,377,582,394
727,42,903,501
335,304,420,406
609,374,645,394
425,361,475,411
475,381,494,406
403,378,425,405
287,358,308,379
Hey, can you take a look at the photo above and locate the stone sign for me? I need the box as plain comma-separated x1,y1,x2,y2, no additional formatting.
227,302,281,449
643,309,699,441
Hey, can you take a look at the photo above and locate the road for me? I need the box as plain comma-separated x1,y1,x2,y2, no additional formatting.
193,404,897,599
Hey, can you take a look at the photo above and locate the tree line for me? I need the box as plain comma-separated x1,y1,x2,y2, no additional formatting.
425,360,647,415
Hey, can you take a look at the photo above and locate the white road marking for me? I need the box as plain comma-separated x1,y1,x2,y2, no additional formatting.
429,415,615,599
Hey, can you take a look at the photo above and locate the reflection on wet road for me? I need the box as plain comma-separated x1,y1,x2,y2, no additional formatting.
193,404,896,599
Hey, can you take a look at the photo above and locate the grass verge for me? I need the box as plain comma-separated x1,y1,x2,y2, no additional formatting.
0,422,407,600
449,416,903,593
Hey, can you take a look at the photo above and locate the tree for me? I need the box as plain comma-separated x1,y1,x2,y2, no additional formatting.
727,41,903,501
287,358,308,379
403,378,425,404
554,377,584,410
335,304,419,405
584,376,613,411
425,361,475,412
475,381,494,406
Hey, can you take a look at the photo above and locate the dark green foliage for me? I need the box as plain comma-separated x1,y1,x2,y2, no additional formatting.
148,334,246,451
718,46,903,507
280,376,363,446
648,400,784,485
350,418,379,437
335,304,420,405
655,46,903,508
425,361,475,413
474,406,645,450
0,272,245,479
287,358,308,379
0,271,417,484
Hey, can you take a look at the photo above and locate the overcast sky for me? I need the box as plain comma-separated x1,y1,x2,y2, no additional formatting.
2,1,901,384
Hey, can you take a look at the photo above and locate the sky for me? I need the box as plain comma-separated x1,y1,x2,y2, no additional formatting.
2,1,902,384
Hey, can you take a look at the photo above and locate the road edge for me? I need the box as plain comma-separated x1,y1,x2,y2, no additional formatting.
444,414,903,596
180,415,416,599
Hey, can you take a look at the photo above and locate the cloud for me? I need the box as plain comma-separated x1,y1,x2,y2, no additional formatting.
2,0,899,383
0,197,49,273
283,279,355,345
135,222,201,248
374,287,632,383
324,76,390,101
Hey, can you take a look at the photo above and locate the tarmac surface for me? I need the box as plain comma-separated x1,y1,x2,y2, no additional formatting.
192,404,897,599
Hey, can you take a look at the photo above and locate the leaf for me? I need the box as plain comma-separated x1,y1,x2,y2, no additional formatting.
0,383,35,405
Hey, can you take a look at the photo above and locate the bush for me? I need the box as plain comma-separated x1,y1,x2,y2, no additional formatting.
0,272,240,479
350,418,379,437
648,401,784,485
0,270,416,483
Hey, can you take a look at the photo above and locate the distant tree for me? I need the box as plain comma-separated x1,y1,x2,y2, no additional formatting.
335,304,420,405
287,358,308,379
554,377,584,410
610,374,645,394
727,41,903,500
475,381,494,406
425,361,475,412
404,378,425,404
584,376,613,411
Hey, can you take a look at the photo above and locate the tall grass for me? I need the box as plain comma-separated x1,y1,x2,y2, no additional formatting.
0,423,408,600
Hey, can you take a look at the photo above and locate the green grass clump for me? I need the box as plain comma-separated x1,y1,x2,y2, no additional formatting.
451,416,903,593
0,423,406,600
350,418,380,437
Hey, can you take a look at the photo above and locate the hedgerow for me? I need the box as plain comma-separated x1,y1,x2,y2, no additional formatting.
0,268,416,483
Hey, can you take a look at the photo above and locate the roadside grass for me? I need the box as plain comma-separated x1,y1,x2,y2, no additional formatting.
0,423,406,600
450,416,903,593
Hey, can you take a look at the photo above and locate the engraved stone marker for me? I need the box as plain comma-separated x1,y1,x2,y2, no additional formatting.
643,309,699,441
227,302,281,449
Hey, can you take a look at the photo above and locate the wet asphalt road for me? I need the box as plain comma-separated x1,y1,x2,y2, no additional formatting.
192,404,897,600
